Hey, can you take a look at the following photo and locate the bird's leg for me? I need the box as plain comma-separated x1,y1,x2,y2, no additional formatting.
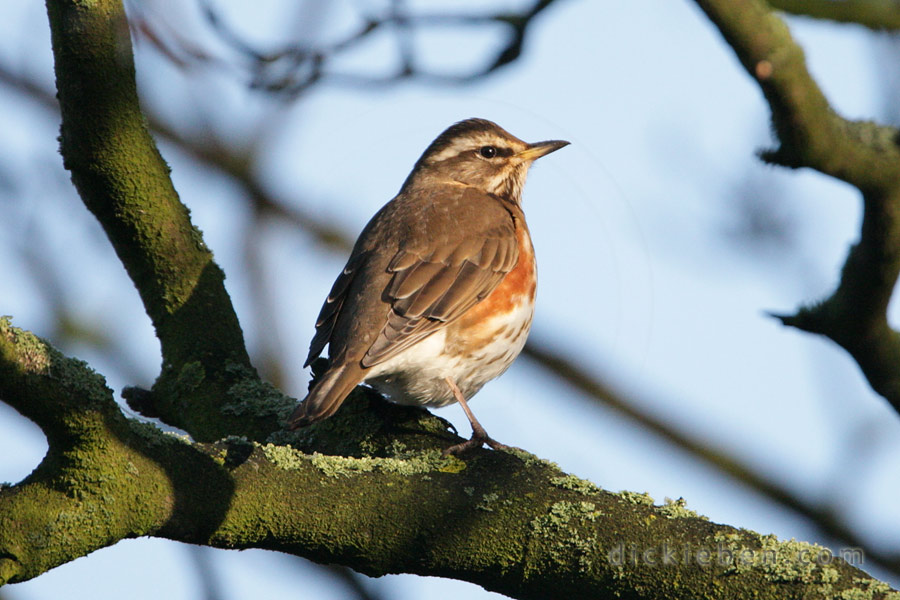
442,377,507,455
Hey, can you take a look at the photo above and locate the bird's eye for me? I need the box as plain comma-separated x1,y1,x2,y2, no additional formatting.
479,146,497,158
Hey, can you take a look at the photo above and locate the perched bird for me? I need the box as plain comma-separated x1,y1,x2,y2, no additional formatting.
288,118,568,454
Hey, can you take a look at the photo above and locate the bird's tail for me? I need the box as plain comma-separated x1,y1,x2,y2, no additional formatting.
287,364,363,429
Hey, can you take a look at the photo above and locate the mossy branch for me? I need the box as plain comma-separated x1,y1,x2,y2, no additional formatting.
45,0,261,441
693,0,900,415
769,0,900,31
1,319,894,598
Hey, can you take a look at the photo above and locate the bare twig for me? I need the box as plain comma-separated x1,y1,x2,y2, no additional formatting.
694,0,900,417
129,0,565,96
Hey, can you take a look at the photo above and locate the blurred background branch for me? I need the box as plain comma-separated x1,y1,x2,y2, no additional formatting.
130,0,561,95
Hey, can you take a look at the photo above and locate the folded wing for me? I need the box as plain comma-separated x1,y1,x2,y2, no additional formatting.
362,224,518,367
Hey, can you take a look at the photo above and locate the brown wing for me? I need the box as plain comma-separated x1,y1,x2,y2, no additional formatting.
361,223,518,368
304,251,366,367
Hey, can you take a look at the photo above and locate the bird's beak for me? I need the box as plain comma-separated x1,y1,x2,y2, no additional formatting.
516,139,570,162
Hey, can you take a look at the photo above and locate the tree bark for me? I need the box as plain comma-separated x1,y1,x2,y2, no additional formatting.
0,318,893,598
45,0,267,441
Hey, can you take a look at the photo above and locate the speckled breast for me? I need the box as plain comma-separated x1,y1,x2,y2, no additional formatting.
443,222,536,390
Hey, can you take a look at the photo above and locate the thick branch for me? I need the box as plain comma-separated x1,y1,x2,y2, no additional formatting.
0,318,174,582
694,0,900,415
770,0,900,31
522,341,900,573
0,319,894,599
44,0,270,439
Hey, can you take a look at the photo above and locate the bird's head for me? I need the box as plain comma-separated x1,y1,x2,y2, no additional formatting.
402,118,569,203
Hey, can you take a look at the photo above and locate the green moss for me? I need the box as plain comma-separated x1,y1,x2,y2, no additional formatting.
387,439,408,454
837,578,899,600
414,412,456,436
657,497,707,520
839,591,871,600
710,531,758,574
545,502,575,526
260,443,455,478
128,420,193,447
164,431,193,443
744,533,900,597
579,502,603,521
502,446,559,469
309,450,447,478
1,317,113,417
56,357,113,409
476,493,500,512
708,530,898,598
223,365,296,419
438,456,467,473
268,388,461,457
528,501,603,573
757,535,833,584
846,120,900,154
617,490,655,506
713,531,744,543
819,566,840,586
176,361,205,392
0,557,18,583
550,474,601,496
1,317,51,375
261,443,308,471
357,437,379,456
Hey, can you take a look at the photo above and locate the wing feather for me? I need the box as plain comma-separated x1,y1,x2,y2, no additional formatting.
388,249,419,272
361,223,518,368
476,237,500,268
305,185,523,373
390,260,446,300
304,253,364,367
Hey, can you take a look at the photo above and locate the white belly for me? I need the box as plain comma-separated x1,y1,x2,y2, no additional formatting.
363,297,535,408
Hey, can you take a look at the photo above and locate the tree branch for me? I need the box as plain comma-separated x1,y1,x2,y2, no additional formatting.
174,0,565,95
769,0,900,31
0,317,177,582
1,318,894,598
522,341,900,574
693,0,900,416
44,0,279,440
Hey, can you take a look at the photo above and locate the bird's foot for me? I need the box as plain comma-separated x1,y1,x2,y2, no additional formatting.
442,424,507,456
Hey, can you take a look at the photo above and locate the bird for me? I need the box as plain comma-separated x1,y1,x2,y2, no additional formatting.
287,118,569,454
